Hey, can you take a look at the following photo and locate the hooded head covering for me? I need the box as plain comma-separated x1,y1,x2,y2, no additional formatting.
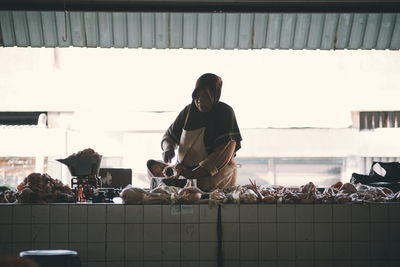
163,73,242,154
191,73,222,106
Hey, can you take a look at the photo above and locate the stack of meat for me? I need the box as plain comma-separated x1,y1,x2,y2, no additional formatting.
16,173,76,203
120,180,207,205
3,176,400,205
119,179,400,205
208,180,400,204
0,186,17,203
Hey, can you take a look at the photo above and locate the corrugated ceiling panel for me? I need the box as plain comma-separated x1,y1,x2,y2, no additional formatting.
12,11,29,47
84,12,99,48
376,14,396,49
0,11,14,46
390,14,400,49
155,13,168,48
126,13,142,48
113,13,127,48
321,14,339,49
210,13,225,49
335,14,353,49
127,13,141,48
238,13,254,49
363,13,381,49
98,12,113,48
307,14,324,49
41,12,58,47
280,13,296,49
266,14,282,48
170,13,183,48
293,14,311,49
349,13,367,49
224,13,239,49
1,11,400,50
141,13,155,48
26,11,43,47
197,13,211,49
253,14,268,49
182,13,196,48
55,12,71,47
362,14,382,49
70,12,85,47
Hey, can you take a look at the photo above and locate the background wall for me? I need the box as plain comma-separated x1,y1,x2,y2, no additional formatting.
1,48,400,188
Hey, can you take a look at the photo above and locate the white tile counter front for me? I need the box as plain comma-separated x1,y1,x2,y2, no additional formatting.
0,203,400,267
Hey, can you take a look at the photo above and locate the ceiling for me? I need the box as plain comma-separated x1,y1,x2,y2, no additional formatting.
1,11,399,50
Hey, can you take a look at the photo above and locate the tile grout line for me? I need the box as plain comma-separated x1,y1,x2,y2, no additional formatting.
238,204,241,266
124,205,126,267
217,204,223,267
105,205,109,265
294,204,297,265
67,205,70,247
47,206,50,250
257,204,260,265
179,205,182,267
160,204,163,267
142,205,145,264
86,205,89,266
367,204,371,267
11,205,14,254
331,204,334,267
350,204,353,267
196,204,200,265
198,204,201,266
30,206,32,251
275,204,278,264
312,204,316,267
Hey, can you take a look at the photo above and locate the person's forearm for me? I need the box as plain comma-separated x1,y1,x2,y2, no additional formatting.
181,166,209,179
161,136,177,152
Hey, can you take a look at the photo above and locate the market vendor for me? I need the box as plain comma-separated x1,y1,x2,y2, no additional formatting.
147,73,242,192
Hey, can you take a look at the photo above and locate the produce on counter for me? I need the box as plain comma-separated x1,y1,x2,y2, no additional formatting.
173,186,204,203
16,173,76,203
120,179,400,205
2,175,399,205
0,186,17,203
121,182,209,204
120,185,171,204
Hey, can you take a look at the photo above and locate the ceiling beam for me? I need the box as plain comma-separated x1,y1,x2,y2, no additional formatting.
1,0,400,12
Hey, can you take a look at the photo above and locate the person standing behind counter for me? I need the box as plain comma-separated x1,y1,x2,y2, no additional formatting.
147,73,242,192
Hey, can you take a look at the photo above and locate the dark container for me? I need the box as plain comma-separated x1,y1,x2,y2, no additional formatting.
57,155,102,177
20,249,81,267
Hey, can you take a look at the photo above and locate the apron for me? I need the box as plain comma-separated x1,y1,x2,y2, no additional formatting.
177,127,236,191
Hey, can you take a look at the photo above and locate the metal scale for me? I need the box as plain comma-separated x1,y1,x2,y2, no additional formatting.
57,154,102,201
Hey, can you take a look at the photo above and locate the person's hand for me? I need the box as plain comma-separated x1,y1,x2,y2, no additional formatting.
162,150,175,163
174,163,188,178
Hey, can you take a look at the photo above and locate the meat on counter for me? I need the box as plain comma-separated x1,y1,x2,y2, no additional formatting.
16,173,76,203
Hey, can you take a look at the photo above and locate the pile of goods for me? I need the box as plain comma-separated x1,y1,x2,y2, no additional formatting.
209,180,400,204
0,186,17,203
120,180,400,205
64,148,102,162
57,148,103,201
2,175,400,205
7,173,76,203
120,180,207,205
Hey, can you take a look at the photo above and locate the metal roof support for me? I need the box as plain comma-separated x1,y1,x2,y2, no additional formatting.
1,0,400,13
